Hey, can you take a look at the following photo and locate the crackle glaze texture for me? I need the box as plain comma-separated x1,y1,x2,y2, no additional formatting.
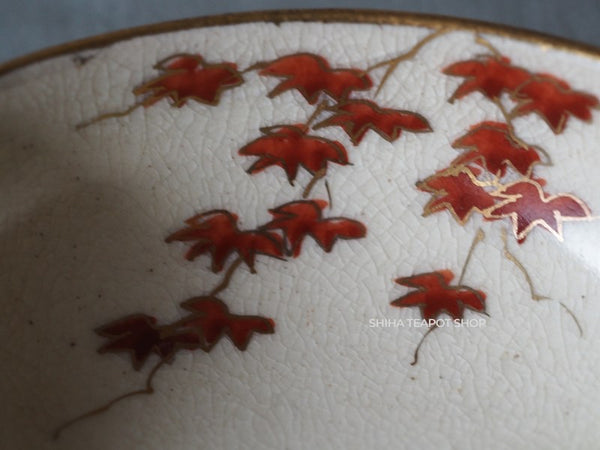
1,18,600,450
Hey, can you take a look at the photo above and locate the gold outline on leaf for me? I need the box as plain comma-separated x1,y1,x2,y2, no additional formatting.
417,165,499,225
165,209,287,273
491,98,554,167
391,270,487,321
313,99,432,146
451,121,543,177
443,54,531,104
179,296,275,352
238,124,349,185
259,52,372,104
76,53,244,128
510,74,600,134
133,53,244,108
446,35,598,135
486,178,592,242
262,199,367,256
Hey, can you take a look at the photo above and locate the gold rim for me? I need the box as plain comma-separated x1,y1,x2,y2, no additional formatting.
1,9,599,77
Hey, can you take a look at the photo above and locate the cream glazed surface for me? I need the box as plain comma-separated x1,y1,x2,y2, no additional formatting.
1,13,600,450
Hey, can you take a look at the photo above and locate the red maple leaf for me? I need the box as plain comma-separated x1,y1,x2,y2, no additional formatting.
487,179,591,242
391,270,486,321
180,297,275,351
259,53,372,104
165,210,284,272
263,199,366,257
96,315,202,370
443,55,531,102
314,99,431,145
238,125,348,184
417,166,498,224
511,74,599,133
452,121,541,176
133,54,244,107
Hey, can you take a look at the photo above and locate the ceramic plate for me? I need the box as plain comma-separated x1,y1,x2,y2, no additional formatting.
1,10,599,450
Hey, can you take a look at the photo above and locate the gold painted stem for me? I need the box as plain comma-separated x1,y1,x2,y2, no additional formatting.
325,180,333,209
53,359,165,440
501,229,548,301
492,93,553,167
306,100,330,128
303,167,327,199
411,324,438,366
501,230,583,336
559,302,584,337
210,257,244,295
368,27,450,97
458,228,485,285
76,102,144,130
475,34,502,58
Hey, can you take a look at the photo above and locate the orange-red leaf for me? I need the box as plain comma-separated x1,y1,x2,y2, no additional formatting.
134,54,243,107
391,270,486,321
238,125,348,183
417,166,498,224
166,210,284,272
511,74,599,133
96,315,201,370
443,56,530,102
259,53,372,104
263,199,366,257
314,99,431,145
180,297,275,351
452,121,541,176
488,179,591,242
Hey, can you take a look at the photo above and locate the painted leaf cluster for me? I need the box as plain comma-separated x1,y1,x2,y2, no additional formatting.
66,34,450,437
444,54,598,134
240,54,432,185
418,154,591,243
418,50,593,243
96,297,275,370
165,210,284,273
391,270,486,321
167,199,367,269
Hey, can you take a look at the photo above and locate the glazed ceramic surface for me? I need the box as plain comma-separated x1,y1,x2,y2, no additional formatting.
1,11,600,450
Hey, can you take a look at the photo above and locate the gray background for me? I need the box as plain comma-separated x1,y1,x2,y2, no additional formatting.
1,0,600,63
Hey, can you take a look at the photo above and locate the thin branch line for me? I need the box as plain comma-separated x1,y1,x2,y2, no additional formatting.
411,324,438,366
53,359,165,440
367,27,450,97
501,229,548,301
76,102,144,130
303,167,327,199
458,228,485,285
559,301,583,337
210,257,244,295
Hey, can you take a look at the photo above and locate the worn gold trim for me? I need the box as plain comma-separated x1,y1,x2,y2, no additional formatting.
1,9,600,78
